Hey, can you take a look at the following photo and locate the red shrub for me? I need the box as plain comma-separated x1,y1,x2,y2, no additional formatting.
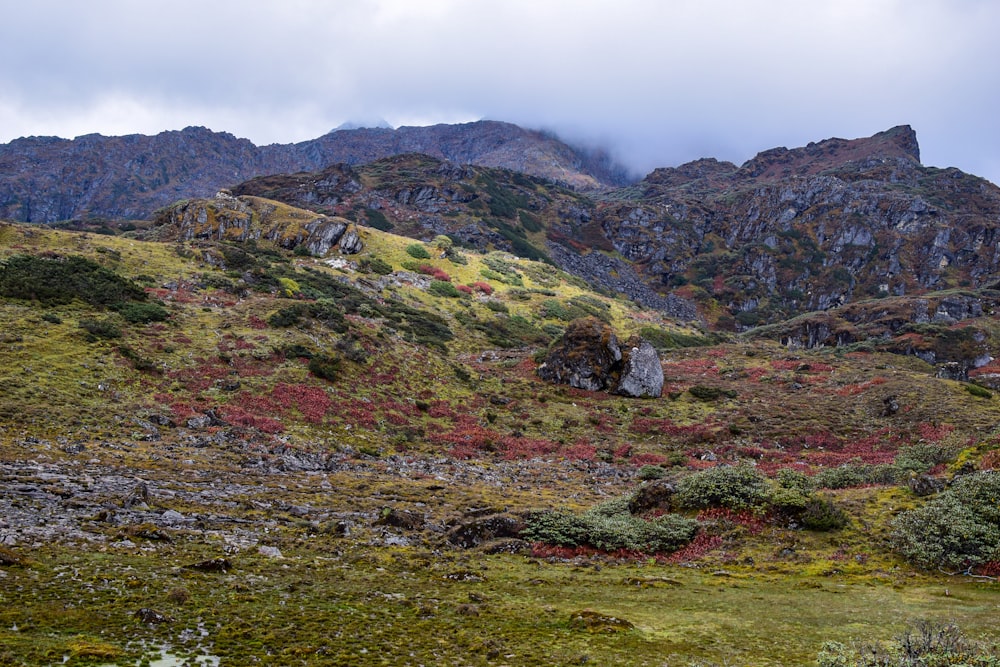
498,435,560,460
456,284,473,295
665,533,723,563
471,281,493,295
562,440,597,461
273,383,332,423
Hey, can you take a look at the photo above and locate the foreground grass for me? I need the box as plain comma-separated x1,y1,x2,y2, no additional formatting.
1,539,997,666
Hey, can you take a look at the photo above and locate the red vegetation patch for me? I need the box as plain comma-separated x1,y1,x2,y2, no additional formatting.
470,281,493,295
273,383,332,423
498,435,561,460
415,264,451,281
662,358,720,377
456,284,473,295
219,406,284,433
664,533,723,563
696,507,766,535
834,376,888,397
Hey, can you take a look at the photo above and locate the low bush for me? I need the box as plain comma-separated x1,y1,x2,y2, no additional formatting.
814,463,901,489
429,280,462,298
890,471,1000,569
817,620,1000,667
405,243,431,260
523,495,698,554
116,301,169,324
79,317,122,340
308,354,341,382
674,464,771,511
0,254,146,307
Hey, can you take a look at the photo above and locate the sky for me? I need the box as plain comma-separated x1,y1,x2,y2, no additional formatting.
1,0,998,184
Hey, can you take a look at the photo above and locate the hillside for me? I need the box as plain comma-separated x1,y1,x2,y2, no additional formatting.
0,121,630,223
2,205,1000,665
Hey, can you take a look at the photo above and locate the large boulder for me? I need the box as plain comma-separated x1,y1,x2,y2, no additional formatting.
617,339,664,398
537,318,663,398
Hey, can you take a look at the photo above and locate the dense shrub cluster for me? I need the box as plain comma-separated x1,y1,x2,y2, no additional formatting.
891,471,1000,570
0,254,146,307
674,464,771,511
523,496,698,554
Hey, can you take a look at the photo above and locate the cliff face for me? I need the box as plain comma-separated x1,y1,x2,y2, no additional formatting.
578,126,1000,328
0,121,630,223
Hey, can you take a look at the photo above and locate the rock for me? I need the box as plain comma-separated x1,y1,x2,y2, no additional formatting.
184,557,232,573
445,514,525,549
122,481,150,509
258,545,283,559
0,545,24,566
882,395,900,416
615,339,664,398
908,473,946,497
479,538,531,555
628,479,676,514
338,228,363,254
568,609,634,633
373,507,425,531
303,218,348,256
537,318,663,397
135,608,174,624
159,510,189,525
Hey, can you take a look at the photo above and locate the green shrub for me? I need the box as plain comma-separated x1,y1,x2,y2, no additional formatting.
268,304,306,328
775,468,814,492
365,208,393,231
79,317,122,340
814,463,900,489
361,257,394,275
41,312,62,324
523,495,698,554
428,280,462,298
965,383,993,399
308,354,341,382
485,301,509,313
637,465,667,481
688,385,737,401
890,471,1000,569
675,464,770,511
116,301,169,324
893,442,957,475
799,496,849,531
405,243,431,260
0,254,146,307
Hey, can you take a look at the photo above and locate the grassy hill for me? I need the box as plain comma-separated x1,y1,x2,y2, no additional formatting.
1,209,999,666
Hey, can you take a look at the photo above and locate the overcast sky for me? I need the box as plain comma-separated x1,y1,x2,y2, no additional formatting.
1,0,998,184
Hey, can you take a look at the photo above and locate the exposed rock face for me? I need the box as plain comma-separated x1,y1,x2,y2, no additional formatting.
537,318,663,397
582,125,1000,328
616,340,665,398
155,192,356,257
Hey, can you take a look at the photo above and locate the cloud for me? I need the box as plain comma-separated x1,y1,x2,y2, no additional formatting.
0,0,998,183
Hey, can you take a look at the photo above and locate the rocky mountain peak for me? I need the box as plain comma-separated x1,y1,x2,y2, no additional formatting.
737,125,921,181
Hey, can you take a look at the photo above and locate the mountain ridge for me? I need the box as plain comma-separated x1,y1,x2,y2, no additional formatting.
0,120,632,223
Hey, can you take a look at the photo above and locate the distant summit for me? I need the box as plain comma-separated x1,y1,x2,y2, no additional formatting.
332,118,394,131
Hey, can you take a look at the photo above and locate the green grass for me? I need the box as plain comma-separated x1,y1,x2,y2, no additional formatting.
1,542,997,666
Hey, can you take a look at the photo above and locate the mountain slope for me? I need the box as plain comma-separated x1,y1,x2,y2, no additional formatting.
0,121,630,223
584,126,1000,327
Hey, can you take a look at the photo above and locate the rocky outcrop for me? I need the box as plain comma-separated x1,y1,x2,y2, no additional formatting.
155,192,357,256
595,125,1000,329
537,318,664,397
